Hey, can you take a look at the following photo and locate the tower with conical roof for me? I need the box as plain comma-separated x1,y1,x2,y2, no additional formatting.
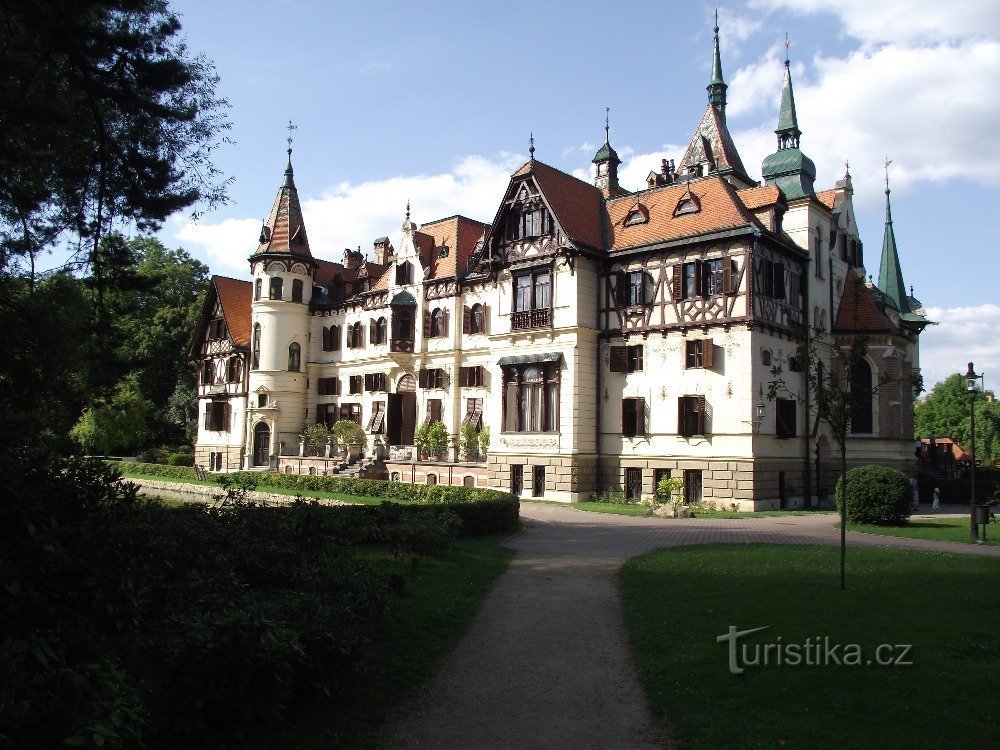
593,108,624,197
245,127,315,467
761,51,816,200
675,16,754,188
876,169,930,331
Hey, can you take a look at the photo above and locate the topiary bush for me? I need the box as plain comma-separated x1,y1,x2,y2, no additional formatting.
836,465,912,525
114,460,200,480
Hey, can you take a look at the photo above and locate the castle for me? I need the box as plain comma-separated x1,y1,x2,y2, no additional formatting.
190,25,929,508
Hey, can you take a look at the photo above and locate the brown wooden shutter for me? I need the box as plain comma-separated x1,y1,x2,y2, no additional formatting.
672,266,683,300
316,404,325,423
621,399,629,436
724,259,735,295
423,311,431,337
694,260,703,297
615,271,626,306
418,368,428,388
610,345,627,373
636,397,645,436
332,377,340,395
442,309,449,337
463,306,471,334
677,397,685,436
369,319,375,344
333,325,341,350
458,366,468,387
339,404,350,422
702,339,714,368
481,305,489,334
697,395,707,435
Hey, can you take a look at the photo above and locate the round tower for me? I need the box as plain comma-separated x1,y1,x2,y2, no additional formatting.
245,146,316,468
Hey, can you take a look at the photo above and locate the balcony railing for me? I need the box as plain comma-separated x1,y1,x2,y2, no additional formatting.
511,308,551,331
390,337,415,353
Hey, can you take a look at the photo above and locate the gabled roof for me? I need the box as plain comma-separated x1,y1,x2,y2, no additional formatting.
676,104,754,187
511,159,605,250
253,158,313,259
605,176,763,253
815,189,837,211
417,215,490,279
214,276,252,347
738,185,783,211
833,271,895,333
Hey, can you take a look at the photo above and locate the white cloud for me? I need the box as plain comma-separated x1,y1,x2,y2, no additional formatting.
749,0,1000,45
918,305,1000,391
174,153,522,275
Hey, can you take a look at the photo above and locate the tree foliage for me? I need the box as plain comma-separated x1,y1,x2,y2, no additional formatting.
914,373,1000,466
0,0,229,273
70,374,151,454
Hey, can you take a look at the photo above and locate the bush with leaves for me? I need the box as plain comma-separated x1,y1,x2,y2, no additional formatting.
836,465,912,525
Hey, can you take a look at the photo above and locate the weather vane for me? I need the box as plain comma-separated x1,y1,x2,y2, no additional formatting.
605,107,610,143
884,156,892,191
529,132,535,160
784,32,790,62
286,119,297,155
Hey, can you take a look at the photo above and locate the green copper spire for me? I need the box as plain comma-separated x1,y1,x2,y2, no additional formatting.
761,47,814,199
775,39,800,149
876,167,910,314
707,10,727,112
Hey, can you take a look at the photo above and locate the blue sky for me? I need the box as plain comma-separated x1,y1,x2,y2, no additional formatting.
152,0,1000,391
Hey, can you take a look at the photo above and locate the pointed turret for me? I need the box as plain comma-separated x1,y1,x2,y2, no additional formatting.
593,108,624,196
253,146,313,259
707,11,727,114
876,180,909,314
761,51,815,200
675,18,754,188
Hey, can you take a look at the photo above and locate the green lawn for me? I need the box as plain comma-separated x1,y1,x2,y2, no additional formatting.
241,535,514,749
849,515,1000,546
621,544,1000,749
568,500,835,519
124,470,382,505
574,501,654,516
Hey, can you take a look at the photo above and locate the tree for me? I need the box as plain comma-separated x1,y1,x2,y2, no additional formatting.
0,0,229,279
915,373,1000,466
70,375,151,454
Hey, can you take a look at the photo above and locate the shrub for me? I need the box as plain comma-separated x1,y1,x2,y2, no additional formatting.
114,460,200,480
424,420,449,457
836,465,911,525
459,420,479,458
332,419,365,448
591,490,627,504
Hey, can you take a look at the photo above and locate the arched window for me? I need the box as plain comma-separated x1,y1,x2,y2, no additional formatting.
227,356,241,383
427,473,438,485
349,322,364,348
291,278,303,303
269,277,283,300
251,323,261,370
375,317,387,345
850,360,873,434
430,308,444,337
470,304,485,334
288,342,301,372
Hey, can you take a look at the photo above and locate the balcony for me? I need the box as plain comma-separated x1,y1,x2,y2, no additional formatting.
390,337,415,353
511,308,551,331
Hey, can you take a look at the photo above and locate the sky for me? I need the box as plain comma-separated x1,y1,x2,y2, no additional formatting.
111,0,1000,392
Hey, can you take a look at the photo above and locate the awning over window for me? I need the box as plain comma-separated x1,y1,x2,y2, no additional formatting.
497,352,562,366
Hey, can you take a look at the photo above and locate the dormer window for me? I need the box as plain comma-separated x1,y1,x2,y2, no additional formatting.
395,261,412,285
624,204,649,227
505,205,553,241
674,193,701,216
438,245,449,258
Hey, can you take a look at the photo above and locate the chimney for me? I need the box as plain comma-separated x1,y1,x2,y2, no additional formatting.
342,248,364,269
373,237,394,265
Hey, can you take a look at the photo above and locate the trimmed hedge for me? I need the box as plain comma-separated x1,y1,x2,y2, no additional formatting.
916,476,1000,506
116,460,200,480
836,465,911,525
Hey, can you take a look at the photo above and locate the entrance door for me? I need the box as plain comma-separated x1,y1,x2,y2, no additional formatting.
397,374,417,445
386,393,403,445
253,422,270,466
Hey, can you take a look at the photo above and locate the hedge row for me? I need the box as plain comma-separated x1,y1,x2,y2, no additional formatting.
916,477,1000,505
116,460,200,480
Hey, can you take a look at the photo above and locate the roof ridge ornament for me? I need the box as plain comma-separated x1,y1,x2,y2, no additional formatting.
283,119,297,188
708,10,727,112
529,132,535,161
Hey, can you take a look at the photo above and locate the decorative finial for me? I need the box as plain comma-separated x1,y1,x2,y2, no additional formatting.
884,156,892,193
714,8,719,33
286,119,297,157
784,33,790,65
845,159,850,177
605,107,610,144
405,200,410,221
529,132,535,160
910,284,914,297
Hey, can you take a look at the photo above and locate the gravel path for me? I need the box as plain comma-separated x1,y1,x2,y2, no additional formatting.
385,504,997,749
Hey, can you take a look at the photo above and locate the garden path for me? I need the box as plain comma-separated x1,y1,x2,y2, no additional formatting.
385,504,997,749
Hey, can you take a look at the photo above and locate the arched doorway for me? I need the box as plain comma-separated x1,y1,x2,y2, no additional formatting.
387,374,417,445
253,421,271,467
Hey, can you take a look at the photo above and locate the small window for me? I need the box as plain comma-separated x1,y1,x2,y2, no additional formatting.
269,277,283,300
532,465,545,498
257,393,268,408
762,350,772,366
349,375,362,394
624,204,648,226
201,360,214,384
251,323,261,370
430,308,445,338
254,278,262,300
463,475,475,488
291,279,303,303
511,465,524,495
625,467,643,500
427,473,438,485
674,193,700,216
395,261,412,286
685,339,714,369
622,398,645,437
684,470,703,504
287,343,301,372
438,245,450,258
776,398,797,439
610,344,643,373
469,304,486,334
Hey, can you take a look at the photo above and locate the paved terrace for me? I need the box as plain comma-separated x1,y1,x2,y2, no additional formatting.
387,504,997,749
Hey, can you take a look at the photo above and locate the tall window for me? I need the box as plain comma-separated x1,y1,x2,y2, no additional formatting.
430,308,445,338
204,401,230,432
685,339,714,369
251,323,261,370
292,279,303,303
254,278,262,300
391,306,415,351
373,317,387,345
395,261,412,285
776,398,797,438
675,259,736,300
702,259,725,297
349,322,364,348
506,207,552,240
227,356,240,383
850,360,873,434
201,360,214,384
618,270,652,307
813,231,824,279
678,395,707,437
610,344,643,373
512,268,551,330
503,363,559,432
469,304,485,334
287,343,300,372
269,277,283,300
622,398,645,437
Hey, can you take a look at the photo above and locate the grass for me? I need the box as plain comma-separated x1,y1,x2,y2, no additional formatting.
621,544,1000,749
574,501,654,516
124,470,384,505
849,515,1000,547
242,534,514,749
565,499,835,519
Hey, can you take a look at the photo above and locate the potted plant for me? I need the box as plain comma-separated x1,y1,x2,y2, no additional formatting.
478,425,490,460
332,419,365,459
656,475,686,517
460,420,479,462
413,422,430,460
424,420,449,460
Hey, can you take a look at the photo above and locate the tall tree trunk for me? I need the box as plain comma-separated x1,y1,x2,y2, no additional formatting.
840,442,848,590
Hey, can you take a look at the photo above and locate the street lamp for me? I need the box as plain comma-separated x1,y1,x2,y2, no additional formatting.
965,362,984,542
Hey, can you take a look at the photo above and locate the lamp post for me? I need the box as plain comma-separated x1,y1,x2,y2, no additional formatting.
965,362,984,542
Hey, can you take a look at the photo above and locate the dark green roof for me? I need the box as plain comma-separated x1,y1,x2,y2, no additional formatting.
592,141,620,164
876,188,911,315
390,290,416,305
776,61,800,136
761,148,816,199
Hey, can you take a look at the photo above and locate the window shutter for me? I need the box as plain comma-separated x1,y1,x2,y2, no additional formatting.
702,339,714,369
643,272,654,305
333,326,341,350
418,368,428,388
614,271,626,306
677,397,684,436
672,265,683,300
621,399,629,436
224,403,231,429
724,259,736,295
369,319,375,344
339,404,350,422
333,377,340,395
481,305,489,334
442,309,449,337
694,260,703,297
463,306,471,334
364,373,371,392
316,404,325,423
636,397,645,436
423,311,431,337
697,395,707,435
610,345,627,373
459,366,468,387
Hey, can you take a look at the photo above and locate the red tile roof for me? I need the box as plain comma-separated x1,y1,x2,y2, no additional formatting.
605,177,761,253
214,276,252,347
815,189,837,210
833,271,895,333
254,177,313,258
418,215,490,279
677,104,753,186
738,185,783,211
512,160,605,249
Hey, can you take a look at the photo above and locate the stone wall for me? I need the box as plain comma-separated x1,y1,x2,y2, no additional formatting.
488,453,598,502
383,461,489,488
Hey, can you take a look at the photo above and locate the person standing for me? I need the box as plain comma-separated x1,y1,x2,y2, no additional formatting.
910,476,919,511
932,487,941,511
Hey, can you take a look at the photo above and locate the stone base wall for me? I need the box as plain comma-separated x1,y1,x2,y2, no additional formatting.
194,445,243,472
488,454,598,502
383,461,490,488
